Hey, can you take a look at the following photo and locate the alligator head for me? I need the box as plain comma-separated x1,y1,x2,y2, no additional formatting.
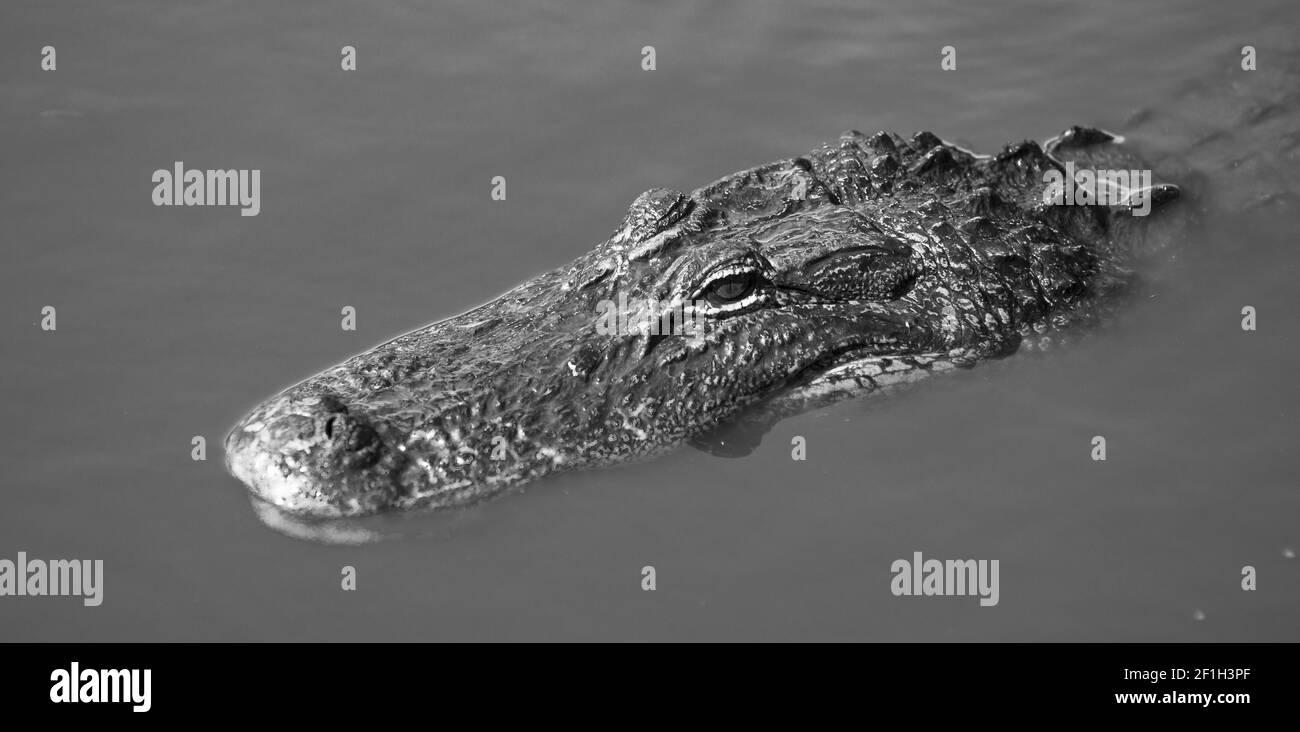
225,127,1182,517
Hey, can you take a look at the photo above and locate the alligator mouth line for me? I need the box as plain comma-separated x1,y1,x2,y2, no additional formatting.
778,339,912,393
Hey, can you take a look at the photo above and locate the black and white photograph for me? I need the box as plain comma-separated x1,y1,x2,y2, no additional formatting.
1,0,1296,715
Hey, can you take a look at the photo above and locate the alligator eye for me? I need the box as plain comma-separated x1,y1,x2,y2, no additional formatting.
704,271,759,307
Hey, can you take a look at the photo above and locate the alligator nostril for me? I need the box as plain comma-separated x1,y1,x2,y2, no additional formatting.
319,411,382,469
302,393,383,469
341,419,378,451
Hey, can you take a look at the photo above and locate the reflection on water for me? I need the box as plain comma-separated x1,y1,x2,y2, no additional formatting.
250,499,390,545
1,0,1297,641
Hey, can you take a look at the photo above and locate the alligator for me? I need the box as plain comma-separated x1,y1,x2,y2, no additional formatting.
225,126,1185,518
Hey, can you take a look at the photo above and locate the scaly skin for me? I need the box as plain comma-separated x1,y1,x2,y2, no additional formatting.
225,126,1182,517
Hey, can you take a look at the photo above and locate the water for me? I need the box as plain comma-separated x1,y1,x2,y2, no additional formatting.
2,0,1297,641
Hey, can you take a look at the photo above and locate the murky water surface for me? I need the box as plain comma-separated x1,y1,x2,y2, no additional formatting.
1,0,1296,640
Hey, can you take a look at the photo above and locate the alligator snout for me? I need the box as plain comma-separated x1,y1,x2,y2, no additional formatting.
315,396,383,470
224,390,405,515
